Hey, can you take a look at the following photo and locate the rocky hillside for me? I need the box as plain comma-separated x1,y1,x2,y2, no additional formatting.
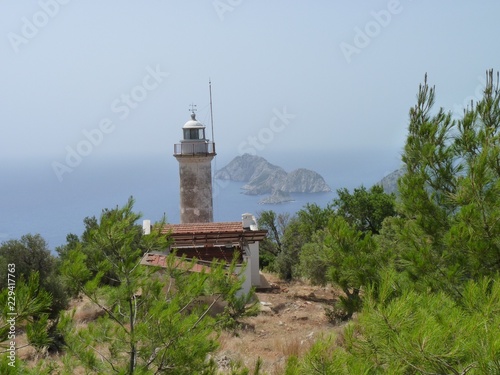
279,168,331,193
215,272,342,374
258,189,294,204
377,167,405,194
215,154,286,183
242,165,288,195
215,154,331,200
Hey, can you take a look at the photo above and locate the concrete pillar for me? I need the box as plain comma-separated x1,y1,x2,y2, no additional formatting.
248,242,261,287
238,258,252,296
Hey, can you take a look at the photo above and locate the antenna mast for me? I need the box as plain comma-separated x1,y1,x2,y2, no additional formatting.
209,79,215,142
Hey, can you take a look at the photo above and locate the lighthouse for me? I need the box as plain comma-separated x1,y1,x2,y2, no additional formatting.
173,106,216,223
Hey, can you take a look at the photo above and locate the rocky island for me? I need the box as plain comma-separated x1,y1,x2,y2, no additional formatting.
215,154,331,204
377,167,405,194
258,189,294,204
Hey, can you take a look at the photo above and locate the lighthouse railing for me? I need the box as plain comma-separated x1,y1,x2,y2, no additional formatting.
174,142,216,156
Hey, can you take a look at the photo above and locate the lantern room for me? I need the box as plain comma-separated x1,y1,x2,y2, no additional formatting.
174,109,216,157
182,113,206,141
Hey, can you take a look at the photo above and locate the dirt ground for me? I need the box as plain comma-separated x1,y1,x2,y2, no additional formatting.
16,273,342,374
214,273,343,374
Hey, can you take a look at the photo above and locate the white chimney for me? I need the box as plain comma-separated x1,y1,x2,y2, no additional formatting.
242,213,258,231
142,220,151,235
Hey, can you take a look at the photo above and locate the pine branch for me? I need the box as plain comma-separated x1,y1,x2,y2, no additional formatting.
187,295,221,333
80,289,129,335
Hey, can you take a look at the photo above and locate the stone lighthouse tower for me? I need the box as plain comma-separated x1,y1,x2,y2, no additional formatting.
173,106,216,223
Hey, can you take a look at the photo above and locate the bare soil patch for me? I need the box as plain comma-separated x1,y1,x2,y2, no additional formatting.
215,273,343,374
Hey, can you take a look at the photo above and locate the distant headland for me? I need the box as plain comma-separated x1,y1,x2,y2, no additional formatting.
214,154,331,204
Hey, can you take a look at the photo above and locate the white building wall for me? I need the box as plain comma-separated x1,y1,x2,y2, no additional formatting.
238,257,253,296
248,242,261,287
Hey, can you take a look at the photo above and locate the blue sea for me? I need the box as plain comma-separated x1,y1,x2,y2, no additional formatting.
0,151,400,252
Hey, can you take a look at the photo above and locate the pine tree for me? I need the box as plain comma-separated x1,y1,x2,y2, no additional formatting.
59,197,249,374
287,271,500,374
398,70,500,294
290,70,500,374
333,185,396,235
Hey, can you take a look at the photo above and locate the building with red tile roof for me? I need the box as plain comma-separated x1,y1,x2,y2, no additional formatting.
141,215,267,293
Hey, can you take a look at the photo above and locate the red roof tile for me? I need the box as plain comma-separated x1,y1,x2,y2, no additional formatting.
141,253,233,274
141,253,210,272
153,222,267,247
161,222,244,235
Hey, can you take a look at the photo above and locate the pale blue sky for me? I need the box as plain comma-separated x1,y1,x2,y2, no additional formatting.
1,0,500,173
2,1,500,248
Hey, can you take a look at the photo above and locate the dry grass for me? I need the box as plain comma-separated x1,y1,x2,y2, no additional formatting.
274,336,302,358
71,296,105,323
7,273,341,374
212,272,340,374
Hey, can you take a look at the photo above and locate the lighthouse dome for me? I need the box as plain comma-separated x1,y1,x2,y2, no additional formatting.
183,113,205,129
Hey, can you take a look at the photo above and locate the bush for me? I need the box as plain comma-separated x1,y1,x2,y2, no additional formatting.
288,272,500,374
0,234,68,318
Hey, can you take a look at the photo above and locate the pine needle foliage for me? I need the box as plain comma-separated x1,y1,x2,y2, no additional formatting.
288,70,500,374
300,216,387,320
398,70,500,293
287,271,500,374
58,197,251,374
0,272,58,350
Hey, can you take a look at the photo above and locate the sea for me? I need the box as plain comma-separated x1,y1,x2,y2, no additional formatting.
0,151,400,253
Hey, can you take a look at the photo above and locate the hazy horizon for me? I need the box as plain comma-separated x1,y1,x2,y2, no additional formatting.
1,150,388,251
